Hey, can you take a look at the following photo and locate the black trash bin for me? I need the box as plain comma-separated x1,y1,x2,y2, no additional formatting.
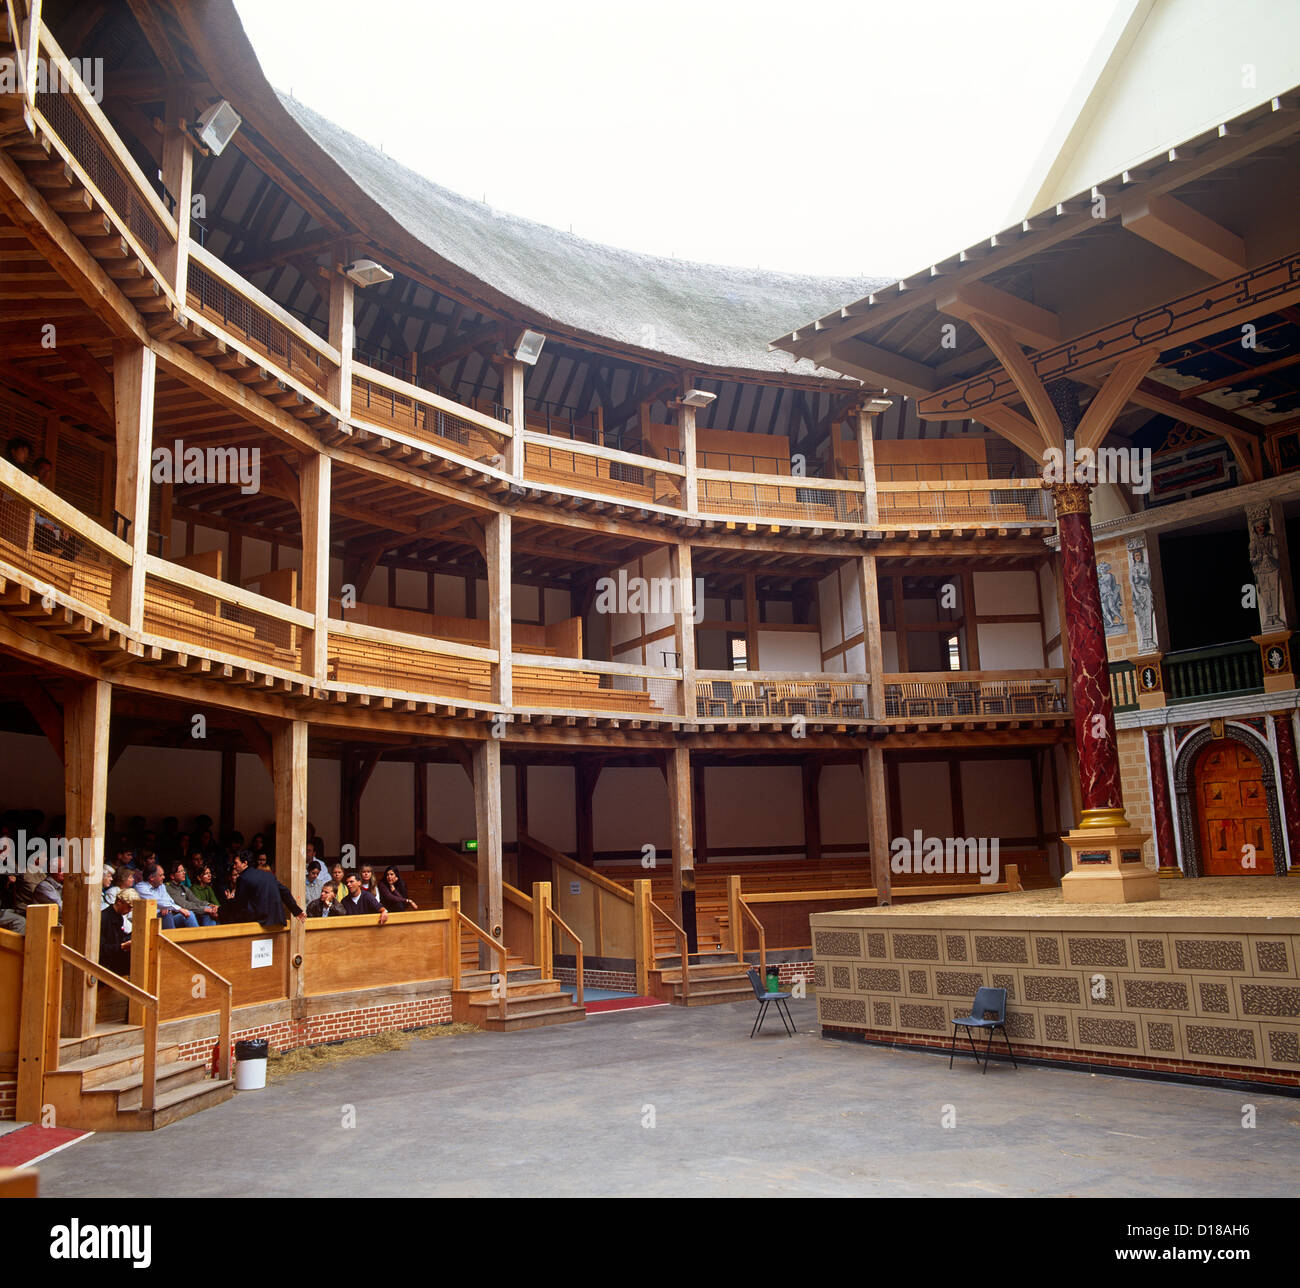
234,1038,269,1090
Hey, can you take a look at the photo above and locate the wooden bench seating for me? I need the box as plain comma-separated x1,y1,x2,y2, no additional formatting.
143,582,299,667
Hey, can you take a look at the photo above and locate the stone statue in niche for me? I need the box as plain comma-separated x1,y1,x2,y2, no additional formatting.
1096,561,1126,636
1127,535,1156,653
1247,503,1286,631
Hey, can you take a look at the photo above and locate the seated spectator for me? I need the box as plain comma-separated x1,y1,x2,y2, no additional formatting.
165,860,218,926
304,858,326,905
220,852,304,927
330,861,348,894
307,881,343,918
254,852,272,871
99,888,137,975
189,864,219,911
101,864,117,909
29,865,62,909
135,862,199,929
339,871,388,923
0,906,23,932
377,866,417,912
4,436,32,473
358,863,378,894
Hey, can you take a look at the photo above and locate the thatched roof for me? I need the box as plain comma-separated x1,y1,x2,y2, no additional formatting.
277,95,890,377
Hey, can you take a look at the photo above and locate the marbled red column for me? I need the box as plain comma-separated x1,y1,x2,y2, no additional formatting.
1272,713,1300,868
1054,482,1124,814
1145,729,1178,871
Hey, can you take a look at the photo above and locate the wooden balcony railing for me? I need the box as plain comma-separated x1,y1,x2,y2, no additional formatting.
512,653,682,718
0,456,127,618
1164,641,1263,704
695,468,864,525
187,241,339,400
328,617,497,704
875,478,1051,526
522,432,685,509
882,670,1067,718
31,22,177,280
352,362,511,465
694,672,870,720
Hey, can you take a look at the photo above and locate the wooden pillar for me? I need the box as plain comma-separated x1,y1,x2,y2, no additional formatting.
273,720,308,1002
665,745,696,949
855,405,884,525
472,737,504,964
413,757,427,854
531,881,553,978
671,541,697,718
515,761,529,839
858,556,885,718
692,761,708,863
300,453,331,681
678,401,699,512
110,343,155,629
17,903,57,1122
61,678,110,1037
862,746,892,905
502,357,526,477
328,271,354,420
575,756,599,868
802,759,822,862
158,93,193,299
743,573,760,669
487,512,512,706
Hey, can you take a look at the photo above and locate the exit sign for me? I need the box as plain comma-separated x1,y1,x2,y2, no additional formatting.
462,838,478,852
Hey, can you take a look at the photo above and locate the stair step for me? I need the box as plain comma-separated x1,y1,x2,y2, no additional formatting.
132,1077,235,1130
469,991,572,1016
56,1043,184,1088
97,1060,210,1109
482,1004,586,1032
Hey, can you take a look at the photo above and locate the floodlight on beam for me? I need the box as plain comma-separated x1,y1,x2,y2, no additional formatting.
193,99,242,157
680,389,716,408
342,259,394,288
512,329,546,365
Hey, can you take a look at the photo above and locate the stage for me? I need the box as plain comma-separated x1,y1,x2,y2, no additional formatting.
812,878,1300,1089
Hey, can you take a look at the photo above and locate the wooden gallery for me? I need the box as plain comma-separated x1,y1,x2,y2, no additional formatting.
3,0,1300,1131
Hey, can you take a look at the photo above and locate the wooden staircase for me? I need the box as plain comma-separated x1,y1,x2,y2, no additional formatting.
646,953,754,1007
44,1025,234,1131
451,967,587,1032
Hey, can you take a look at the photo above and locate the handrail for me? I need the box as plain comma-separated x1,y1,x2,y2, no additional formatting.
741,864,1022,904
156,935,233,1080
329,614,499,664
144,553,315,628
455,911,510,1022
514,652,681,680
729,877,767,979
695,465,864,491
648,899,689,1003
58,940,160,1113
353,359,513,440
545,906,584,1009
0,456,131,562
875,477,1045,492
522,428,685,476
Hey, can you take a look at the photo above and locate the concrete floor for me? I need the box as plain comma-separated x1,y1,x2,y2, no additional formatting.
35,999,1300,1197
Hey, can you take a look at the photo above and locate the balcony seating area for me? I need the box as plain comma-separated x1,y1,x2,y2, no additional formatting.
882,677,1064,718
696,679,867,719
143,580,300,669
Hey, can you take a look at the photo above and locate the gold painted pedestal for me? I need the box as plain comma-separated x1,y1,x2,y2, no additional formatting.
1060,809,1161,903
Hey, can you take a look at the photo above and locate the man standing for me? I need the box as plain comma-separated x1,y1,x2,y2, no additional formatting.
222,852,305,927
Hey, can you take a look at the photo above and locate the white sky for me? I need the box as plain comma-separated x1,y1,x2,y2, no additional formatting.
233,0,1121,279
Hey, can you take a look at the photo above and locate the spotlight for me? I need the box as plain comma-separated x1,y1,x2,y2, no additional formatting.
512,329,546,365
194,99,242,156
342,259,394,287
680,389,716,408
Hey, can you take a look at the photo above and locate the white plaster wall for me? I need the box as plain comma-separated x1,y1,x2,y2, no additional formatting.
425,763,475,846
527,765,575,852
973,570,1039,615
433,573,466,617
960,760,1039,839
820,763,869,847
757,630,821,671
243,537,273,580
592,768,668,852
897,761,955,837
703,766,802,853
109,746,222,830
0,731,65,818
394,568,427,609
977,622,1047,669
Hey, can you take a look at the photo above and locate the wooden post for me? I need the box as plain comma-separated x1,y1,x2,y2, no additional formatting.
413,758,428,853
444,884,462,986
472,738,504,966
856,406,883,525
515,762,529,838
743,572,760,669
802,759,822,862
575,756,599,867
502,357,526,477
531,881,553,978
665,745,696,951
158,93,193,299
129,898,157,1028
273,720,309,1001
61,678,110,1037
863,746,892,905
671,541,697,718
633,879,651,996
727,874,744,965
858,556,886,719
218,747,236,841
487,512,512,706
692,761,708,863
328,271,354,420
678,402,699,512
16,904,58,1122
300,453,331,681
110,343,156,628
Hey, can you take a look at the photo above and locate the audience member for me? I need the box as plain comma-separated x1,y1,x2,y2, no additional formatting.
135,862,199,929
189,864,219,911
165,860,218,926
339,871,387,923
378,866,417,912
221,852,304,927
29,866,63,909
304,858,326,904
99,888,137,974
307,881,343,918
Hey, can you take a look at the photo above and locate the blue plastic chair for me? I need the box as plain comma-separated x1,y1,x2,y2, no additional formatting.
949,986,1017,1073
746,967,794,1037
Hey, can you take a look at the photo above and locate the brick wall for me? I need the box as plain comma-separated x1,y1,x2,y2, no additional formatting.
0,1078,14,1122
